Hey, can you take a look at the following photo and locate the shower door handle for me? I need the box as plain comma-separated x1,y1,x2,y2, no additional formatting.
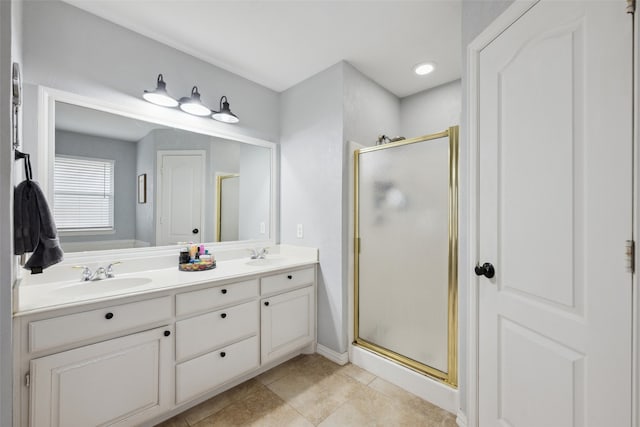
475,262,495,279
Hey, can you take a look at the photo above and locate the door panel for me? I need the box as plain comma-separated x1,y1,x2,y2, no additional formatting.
478,2,632,426
158,153,203,245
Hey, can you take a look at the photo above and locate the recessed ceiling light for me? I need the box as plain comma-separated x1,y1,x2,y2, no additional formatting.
414,62,436,76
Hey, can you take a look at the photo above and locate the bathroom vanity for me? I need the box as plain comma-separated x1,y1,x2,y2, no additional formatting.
12,247,317,427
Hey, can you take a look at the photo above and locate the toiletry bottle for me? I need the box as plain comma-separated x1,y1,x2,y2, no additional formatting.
179,248,190,264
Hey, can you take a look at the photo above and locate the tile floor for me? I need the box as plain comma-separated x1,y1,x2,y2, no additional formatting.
156,354,457,427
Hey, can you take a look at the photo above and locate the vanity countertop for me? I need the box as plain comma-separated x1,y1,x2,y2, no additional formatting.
15,247,318,316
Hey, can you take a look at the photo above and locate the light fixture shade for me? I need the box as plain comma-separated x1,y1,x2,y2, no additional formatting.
212,96,239,123
143,74,178,107
179,86,211,116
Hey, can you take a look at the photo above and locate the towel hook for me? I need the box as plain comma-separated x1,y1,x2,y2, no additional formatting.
14,150,32,181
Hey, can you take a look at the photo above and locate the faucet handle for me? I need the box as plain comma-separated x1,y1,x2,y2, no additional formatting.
72,265,92,281
106,261,122,278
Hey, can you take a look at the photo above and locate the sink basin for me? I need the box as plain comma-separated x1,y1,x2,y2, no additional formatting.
245,257,286,267
54,277,153,296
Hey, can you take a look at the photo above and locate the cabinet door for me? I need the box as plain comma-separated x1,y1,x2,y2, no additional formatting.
30,326,172,427
261,286,314,364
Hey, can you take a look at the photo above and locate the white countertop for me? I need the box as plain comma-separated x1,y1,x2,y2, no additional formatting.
15,246,318,316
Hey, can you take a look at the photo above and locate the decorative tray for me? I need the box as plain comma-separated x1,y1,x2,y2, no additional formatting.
179,261,216,272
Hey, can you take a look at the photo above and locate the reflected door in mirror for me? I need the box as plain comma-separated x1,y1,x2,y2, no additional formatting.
157,152,204,245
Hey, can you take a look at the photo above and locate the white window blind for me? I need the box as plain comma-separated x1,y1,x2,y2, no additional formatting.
54,155,115,231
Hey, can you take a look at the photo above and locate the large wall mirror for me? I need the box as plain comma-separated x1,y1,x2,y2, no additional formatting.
37,88,276,254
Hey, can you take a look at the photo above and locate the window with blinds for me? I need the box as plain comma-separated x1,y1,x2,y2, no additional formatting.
54,155,115,231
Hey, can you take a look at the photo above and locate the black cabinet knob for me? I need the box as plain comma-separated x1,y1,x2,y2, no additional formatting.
475,262,495,279
264,301,270,306
105,312,114,320
192,228,199,234
221,289,227,294
287,275,292,280
220,313,227,319
164,330,171,337
220,351,226,358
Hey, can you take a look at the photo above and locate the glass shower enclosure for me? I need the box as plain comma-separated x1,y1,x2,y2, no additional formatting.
354,126,458,386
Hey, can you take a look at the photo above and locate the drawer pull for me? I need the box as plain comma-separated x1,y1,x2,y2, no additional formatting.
220,351,226,358
220,313,227,319
105,312,114,320
221,289,228,295
264,301,270,306
164,330,171,337
287,275,293,279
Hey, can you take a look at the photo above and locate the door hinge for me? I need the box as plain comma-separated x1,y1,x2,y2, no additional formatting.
626,240,635,273
627,0,635,14
25,373,30,388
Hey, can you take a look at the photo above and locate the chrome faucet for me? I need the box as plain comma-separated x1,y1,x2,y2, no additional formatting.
74,262,122,281
249,248,268,259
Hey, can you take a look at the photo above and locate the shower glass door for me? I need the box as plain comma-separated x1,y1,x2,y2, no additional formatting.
354,126,458,386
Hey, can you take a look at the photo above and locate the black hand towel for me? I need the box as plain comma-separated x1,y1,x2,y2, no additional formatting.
14,179,64,273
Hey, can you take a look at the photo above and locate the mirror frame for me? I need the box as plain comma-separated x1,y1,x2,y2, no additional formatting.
36,86,278,258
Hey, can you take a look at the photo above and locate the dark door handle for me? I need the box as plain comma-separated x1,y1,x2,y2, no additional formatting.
192,228,199,234
475,262,495,279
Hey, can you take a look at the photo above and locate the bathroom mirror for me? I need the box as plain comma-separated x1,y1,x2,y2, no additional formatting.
38,89,275,253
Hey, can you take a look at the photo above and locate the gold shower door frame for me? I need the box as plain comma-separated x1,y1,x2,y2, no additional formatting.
353,126,458,387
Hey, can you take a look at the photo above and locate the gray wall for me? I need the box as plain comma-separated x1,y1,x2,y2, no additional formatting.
238,144,271,240
400,79,461,138
458,0,514,415
343,62,400,146
56,130,137,245
281,61,400,355
21,0,280,178
281,63,346,352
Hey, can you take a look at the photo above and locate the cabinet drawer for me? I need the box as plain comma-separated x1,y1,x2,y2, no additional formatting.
261,267,315,296
176,335,259,404
176,279,258,316
176,301,258,361
29,296,172,353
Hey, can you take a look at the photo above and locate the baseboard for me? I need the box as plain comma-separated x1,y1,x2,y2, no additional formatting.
456,410,468,427
316,343,349,365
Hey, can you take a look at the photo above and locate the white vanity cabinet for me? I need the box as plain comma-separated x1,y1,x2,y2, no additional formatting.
15,263,317,427
30,326,172,427
17,296,173,427
261,268,316,364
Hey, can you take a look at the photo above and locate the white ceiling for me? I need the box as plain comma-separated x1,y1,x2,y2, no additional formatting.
56,102,169,141
61,0,461,98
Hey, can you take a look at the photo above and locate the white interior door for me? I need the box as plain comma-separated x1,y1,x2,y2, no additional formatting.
477,2,632,426
158,152,204,245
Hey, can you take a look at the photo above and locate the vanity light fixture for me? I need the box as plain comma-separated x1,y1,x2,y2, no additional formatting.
142,74,179,107
142,75,240,123
211,96,240,124
414,62,436,76
178,86,212,117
